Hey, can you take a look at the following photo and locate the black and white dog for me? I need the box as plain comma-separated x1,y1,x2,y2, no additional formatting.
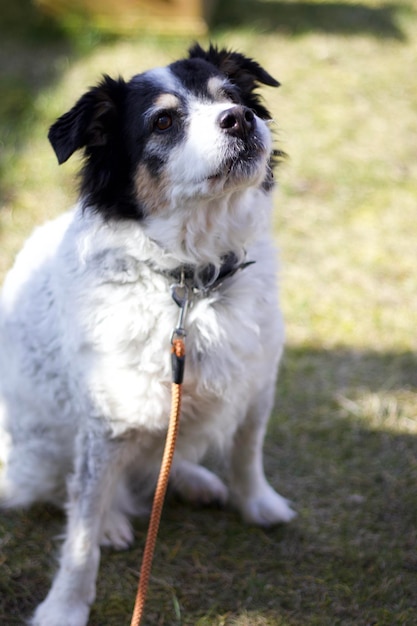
0,44,295,625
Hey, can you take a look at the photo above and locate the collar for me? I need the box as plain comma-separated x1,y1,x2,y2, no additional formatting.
147,251,255,296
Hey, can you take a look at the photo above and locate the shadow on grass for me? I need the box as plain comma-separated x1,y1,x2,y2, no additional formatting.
0,346,415,624
213,0,408,40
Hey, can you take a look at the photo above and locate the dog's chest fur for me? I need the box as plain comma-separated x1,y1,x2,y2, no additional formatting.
3,204,279,443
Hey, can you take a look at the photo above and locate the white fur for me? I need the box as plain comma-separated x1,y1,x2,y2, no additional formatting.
0,62,295,626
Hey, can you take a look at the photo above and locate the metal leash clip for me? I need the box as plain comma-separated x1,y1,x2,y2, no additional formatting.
170,271,188,385
170,270,189,344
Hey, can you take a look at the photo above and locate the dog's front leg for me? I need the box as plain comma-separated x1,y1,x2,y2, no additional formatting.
229,385,296,527
31,428,129,626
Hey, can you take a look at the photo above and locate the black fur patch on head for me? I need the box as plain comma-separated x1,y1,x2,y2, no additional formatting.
48,74,176,221
169,56,221,98
188,43,279,120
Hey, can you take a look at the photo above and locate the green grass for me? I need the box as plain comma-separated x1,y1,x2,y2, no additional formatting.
1,0,416,624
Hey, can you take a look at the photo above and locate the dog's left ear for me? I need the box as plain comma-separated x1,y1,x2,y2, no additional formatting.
188,43,279,119
48,75,127,165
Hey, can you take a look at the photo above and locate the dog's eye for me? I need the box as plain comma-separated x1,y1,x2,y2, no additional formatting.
154,113,173,132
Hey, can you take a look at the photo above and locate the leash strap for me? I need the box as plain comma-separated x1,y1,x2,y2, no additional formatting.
130,287,188,626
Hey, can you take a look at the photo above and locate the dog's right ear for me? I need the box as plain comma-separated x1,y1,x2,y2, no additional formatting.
48,75,127,165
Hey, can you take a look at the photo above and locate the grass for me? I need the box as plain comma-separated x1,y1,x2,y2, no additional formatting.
1,0,416,624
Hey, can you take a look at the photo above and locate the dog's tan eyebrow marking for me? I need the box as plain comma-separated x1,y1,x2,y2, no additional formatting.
207,76,228,99
154,93,181,110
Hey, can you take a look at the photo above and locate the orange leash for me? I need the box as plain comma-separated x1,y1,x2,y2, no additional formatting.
130,337,186,626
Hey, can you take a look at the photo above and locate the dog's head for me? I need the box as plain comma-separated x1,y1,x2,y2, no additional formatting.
49,44,279,223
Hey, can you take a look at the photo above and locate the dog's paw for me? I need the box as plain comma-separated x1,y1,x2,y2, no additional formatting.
171,461,229,507
237,485,296,527
31,597,89,626
99,508,134,550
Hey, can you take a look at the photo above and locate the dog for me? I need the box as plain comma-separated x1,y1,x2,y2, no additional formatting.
0,44,295,625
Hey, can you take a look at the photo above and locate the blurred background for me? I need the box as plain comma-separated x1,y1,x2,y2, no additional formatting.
0,1,416,624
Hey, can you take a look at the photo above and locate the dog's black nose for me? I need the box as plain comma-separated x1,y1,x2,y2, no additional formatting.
218,106,255,138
